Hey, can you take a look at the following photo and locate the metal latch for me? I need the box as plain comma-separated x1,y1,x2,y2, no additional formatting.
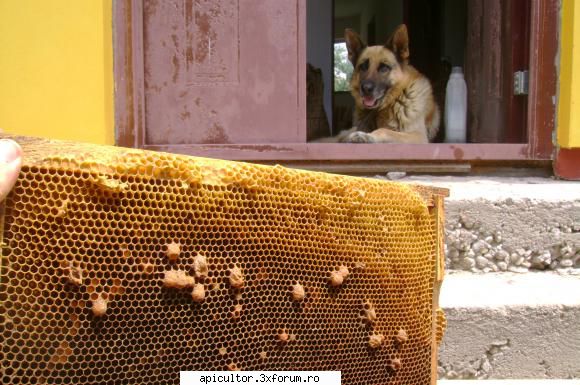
514,70,529,95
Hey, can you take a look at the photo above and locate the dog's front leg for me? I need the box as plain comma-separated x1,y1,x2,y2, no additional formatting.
336,127,363,143
308,127,355,143
341,130,377,143
371,128,428,143
344,127,428,144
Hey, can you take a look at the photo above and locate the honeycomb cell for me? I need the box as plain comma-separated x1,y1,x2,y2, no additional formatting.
91,294,108,317
191,284,205,303
277,329,290,344
64,261,83,286
395,329,408,345
55,199,70,218
354,262,366,271
139,261,155,275
231,304,243,320
90,175,127,195
361,300,377,325
166,242,181,263
436,308,447,346
226,363,240,371
0,140,447,385
163,270,195,289
388,357,402,371
228,266,244,289
338,265,350,278
193,253,208,278
290,282,305,302
328,270,345,287
368,334,385,349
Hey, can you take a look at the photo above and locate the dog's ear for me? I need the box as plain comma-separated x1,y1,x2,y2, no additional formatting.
386,24,410,63
345,29,366,66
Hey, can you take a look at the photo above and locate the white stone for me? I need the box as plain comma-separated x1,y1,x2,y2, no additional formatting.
476,256,489,269
461,215,475,230
481,359,493,373
460,258,476,270
560,259,574,268
449,249,460,260
472,241,487,254
386,171,406,180
510,253,521,264
495,250,510,261
483,253,494,260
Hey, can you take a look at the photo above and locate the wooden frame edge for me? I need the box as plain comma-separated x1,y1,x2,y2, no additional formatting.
527,0,558,159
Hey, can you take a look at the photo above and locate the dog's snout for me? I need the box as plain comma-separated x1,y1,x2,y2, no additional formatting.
361,81,375,95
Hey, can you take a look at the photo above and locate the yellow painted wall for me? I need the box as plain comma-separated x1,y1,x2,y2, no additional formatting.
0,0,113,145
558,0,580,149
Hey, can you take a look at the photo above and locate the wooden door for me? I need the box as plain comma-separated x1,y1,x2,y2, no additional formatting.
465,0,504,143
119,0,306,146
502,0,531,143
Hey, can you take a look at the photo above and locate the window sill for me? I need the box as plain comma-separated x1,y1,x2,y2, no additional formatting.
143,143,539,161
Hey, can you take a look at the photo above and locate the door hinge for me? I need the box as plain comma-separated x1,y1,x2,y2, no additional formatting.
514,70,529,95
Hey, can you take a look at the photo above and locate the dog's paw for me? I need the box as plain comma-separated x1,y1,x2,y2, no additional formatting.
344,131,376,143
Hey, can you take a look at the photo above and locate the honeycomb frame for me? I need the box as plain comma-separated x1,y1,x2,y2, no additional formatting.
0,136,448,385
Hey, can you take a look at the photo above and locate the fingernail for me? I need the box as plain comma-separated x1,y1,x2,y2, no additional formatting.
0,139,23,164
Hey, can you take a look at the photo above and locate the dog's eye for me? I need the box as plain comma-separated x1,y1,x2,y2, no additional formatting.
378,63,392,73
358,60,369,72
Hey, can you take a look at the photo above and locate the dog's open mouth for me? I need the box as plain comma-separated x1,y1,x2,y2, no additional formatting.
362,95,383,109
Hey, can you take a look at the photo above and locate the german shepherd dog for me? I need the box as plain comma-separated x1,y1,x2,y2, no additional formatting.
335,24,440,143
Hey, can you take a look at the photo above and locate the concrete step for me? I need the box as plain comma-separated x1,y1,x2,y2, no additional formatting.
439,381,580,384
437,271,580,379
400,176,580,273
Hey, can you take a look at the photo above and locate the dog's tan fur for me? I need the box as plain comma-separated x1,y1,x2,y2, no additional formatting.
334,25,440,144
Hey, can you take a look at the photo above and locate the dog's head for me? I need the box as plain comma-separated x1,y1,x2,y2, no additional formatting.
345,24,410,110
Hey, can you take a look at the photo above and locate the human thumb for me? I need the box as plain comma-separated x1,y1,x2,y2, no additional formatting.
0,139,23,201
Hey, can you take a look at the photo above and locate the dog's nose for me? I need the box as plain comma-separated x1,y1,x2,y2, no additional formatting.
361,81,374,95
